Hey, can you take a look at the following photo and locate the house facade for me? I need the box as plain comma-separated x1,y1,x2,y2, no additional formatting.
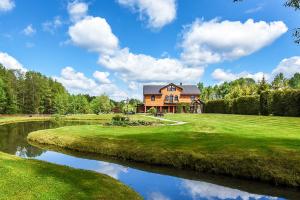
141,83,201,113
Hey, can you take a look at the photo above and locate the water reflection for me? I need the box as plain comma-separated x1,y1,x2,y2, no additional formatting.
0,121,297,200
180,180,283,200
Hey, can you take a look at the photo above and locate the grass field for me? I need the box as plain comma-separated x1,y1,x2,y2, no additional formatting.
28,114,300,187
0,152,141,200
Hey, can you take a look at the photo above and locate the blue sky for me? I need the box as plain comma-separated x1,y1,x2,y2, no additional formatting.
0,0,299,100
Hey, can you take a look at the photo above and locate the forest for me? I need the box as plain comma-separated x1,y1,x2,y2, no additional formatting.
0,64,141,114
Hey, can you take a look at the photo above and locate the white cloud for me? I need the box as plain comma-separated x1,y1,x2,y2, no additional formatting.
212,68,269,83
68,15,203,84
68,0,88,22
0,52,26,72
0,0,15,12
53,67,127,100
181,180,279,200
180,19,288,66
68,16,119,55
22,24,36,36
272,56,300,78
117,0,176,29
42,16,63,34
96,161,128,179
93,71,111,84
98,48,204,83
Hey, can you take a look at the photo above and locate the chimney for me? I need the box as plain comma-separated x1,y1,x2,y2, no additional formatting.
180,82,182,86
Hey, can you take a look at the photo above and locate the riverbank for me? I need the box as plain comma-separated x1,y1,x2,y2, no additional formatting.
28,114,300,187
0,152,141,200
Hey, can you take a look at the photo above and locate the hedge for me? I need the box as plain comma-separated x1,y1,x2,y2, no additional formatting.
204,90,300,117
232,96,260,115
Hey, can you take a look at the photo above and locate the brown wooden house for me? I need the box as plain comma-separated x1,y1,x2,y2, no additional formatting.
141,83,201,113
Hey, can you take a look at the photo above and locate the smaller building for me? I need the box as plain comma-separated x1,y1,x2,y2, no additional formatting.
141,83,202,113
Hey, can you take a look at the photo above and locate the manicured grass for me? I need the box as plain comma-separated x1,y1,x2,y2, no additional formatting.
0,116,51,125
28,114,300,187
0,152,141,200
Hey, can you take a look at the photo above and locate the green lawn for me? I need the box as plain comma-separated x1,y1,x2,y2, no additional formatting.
0,152,141,200
28,114,300,187
0,115,51,125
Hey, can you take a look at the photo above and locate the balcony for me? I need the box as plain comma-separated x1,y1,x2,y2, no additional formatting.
164,100,179,104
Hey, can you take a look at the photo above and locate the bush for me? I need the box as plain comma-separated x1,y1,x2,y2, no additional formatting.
147,107,157,115
204,99,231,114
232,95,260,115
108,115,153,126
260,91,272,116
271,90,300,116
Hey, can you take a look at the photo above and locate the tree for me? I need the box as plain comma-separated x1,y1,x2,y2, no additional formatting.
257,76,270,94
90,95,112,114
0,78,7,113
272,73,288,90
289,73,300,88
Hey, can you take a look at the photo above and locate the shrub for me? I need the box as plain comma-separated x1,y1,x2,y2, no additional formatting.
108,115,153,126
148,107,157,115
232,95,260,115
271,90,300,116
260,91,272,116
204,100,228,114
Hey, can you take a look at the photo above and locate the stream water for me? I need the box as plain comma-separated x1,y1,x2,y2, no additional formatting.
0,121,299,200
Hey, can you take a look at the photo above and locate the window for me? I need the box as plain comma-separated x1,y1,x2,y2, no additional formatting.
175,95,179,101
167,85,176,91
190,96,195,101
165,95,169,101
170,95,174,102
151,95,155,101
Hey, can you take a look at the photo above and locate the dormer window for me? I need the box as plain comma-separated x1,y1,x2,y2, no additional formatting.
167,85,176,91
151,95,155,101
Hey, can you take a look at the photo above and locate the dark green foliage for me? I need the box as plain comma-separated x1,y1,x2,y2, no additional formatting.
260,91,272,116
289,73,300,88
177,103,191,113
271,90,300,116
232,96,260,115
206,90,300,117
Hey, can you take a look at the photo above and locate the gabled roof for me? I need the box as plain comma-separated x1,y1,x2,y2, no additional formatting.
143,84,200,95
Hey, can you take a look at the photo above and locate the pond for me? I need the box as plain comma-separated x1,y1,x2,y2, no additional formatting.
0,121,298,200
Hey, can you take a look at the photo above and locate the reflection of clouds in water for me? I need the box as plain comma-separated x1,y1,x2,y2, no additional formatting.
96,161,128,179
147,192,170,200
181,180,281,200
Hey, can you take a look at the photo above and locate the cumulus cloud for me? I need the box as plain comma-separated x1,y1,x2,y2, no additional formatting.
98,48,204,83
212,68,269,83
272,56,300,78
53,67,127,100
93,71,111,84
42,16,63,34
0,52,27,72
180,19,288,66
67,0,88,22
68,15,203,84
0,0,15,12
22,24,36,36
117,0,176,29
68,16,119,55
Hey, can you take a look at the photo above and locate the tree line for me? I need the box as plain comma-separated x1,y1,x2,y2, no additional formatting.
198,73,300,101
0,64,141,114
